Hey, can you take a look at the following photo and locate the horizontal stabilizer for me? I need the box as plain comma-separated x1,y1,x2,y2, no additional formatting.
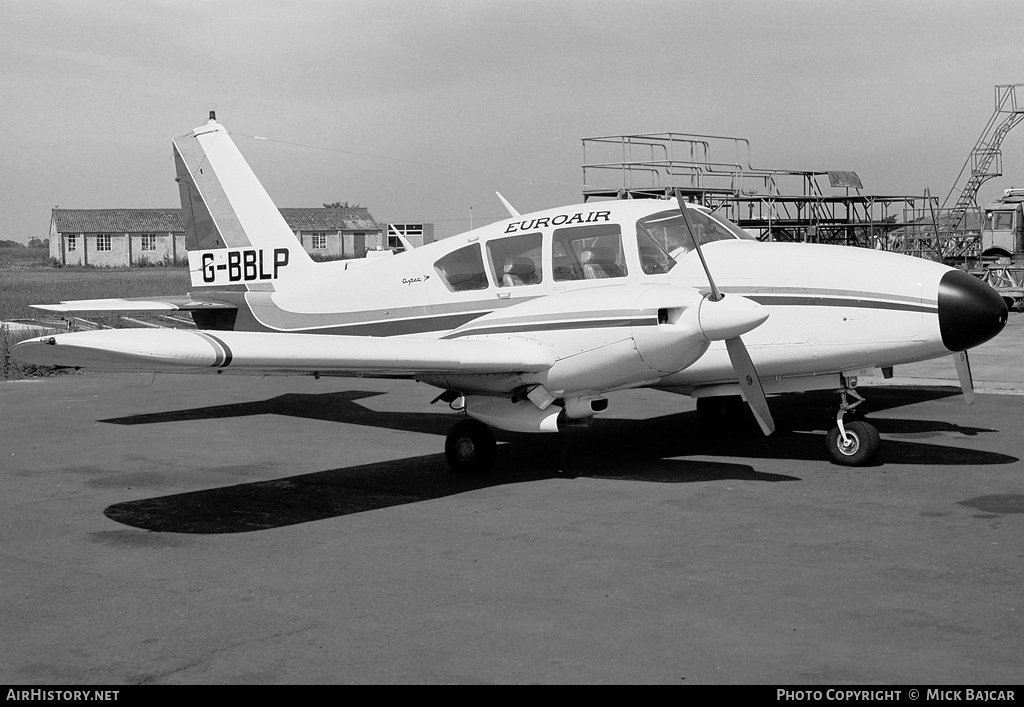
12,329,555,375
31,297,237,313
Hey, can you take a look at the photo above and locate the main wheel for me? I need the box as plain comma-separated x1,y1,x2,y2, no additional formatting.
825,420,881,466
445,419,497,474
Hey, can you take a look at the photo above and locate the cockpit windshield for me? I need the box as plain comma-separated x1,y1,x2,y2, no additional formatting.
637,208,754,259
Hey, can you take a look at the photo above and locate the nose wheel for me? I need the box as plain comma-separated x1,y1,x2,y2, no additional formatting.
825,380,880,466
445,419,497,474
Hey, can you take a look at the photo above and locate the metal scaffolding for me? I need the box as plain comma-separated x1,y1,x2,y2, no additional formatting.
580,131,928,248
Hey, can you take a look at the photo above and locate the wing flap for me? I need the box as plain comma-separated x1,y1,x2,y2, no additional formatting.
11,329,554,375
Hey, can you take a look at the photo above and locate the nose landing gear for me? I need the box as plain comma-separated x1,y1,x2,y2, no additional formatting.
825,378,880,466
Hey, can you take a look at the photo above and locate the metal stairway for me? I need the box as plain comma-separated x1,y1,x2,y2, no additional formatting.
942,84,1024,239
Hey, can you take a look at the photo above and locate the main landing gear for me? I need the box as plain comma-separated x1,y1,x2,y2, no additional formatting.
440,378,883,473
825,379,880,466
445,419,497,474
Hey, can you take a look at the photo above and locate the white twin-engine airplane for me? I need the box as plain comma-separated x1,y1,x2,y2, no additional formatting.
14,116,1009,471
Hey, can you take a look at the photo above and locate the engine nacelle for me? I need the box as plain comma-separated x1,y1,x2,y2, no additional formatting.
629,285,711,374
422,284,742,395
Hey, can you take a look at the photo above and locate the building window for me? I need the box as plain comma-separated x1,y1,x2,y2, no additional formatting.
67,235,77,252
96,234,111,252
311,233,327,250
140,234,157,251
389,224,423,249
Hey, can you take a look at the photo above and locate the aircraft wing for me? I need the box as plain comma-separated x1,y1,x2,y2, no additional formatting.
11,329,555,376
30,296,237,313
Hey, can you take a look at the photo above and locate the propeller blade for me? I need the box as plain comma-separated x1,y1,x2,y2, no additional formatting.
675,188,722,301
725,337,775,436
673,189,772,435
953,350,975,406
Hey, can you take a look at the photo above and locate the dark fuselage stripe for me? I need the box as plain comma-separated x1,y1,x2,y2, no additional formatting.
300,312,486,337
745,295,937,313
442,317,657,339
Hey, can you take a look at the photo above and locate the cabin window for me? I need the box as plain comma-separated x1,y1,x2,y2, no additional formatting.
552,224,626,281
434,244,489,292
637,208,753,258
311,233,327,250
991,211,1015,231
96,234,111,252
140,234,157,251
67,235,77,252
487,232,543,287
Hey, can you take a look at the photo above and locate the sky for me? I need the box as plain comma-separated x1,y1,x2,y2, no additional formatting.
3,0,1024,243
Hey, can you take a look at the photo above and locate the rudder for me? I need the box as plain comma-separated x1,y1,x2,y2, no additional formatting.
173,115,314,289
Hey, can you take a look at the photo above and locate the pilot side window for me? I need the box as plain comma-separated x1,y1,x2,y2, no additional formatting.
434,244,489,292
552,224,627,281
486,232,543,287
991,211,1015,231
636,227,676,275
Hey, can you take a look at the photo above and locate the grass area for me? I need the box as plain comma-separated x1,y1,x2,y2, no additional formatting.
1,264,190,379
0,244,50,269
0,267,189,321
1,327,60,380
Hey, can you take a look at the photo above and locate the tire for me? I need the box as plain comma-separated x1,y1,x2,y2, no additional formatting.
445,419,497,474
825,420,881,466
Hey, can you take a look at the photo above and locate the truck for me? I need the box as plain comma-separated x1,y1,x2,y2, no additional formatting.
977,187,1024,310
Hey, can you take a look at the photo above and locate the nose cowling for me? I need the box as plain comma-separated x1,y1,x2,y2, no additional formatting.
937,269,1008,352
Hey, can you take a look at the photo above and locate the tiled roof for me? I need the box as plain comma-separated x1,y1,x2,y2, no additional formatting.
51,208,380,234
52,209,183,233
279,208,379,231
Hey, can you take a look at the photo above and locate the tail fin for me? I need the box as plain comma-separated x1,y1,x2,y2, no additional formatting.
173,115,314,290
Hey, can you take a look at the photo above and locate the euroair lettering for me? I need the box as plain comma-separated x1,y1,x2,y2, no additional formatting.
504,210,612,234
189,248,290,285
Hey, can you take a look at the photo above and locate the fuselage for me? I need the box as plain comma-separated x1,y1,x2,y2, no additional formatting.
197,198,1005,398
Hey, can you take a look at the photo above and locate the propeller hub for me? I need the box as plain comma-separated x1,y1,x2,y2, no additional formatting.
697,294,769,341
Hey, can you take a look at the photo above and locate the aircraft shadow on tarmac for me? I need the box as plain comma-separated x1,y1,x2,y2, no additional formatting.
101,386,1018,534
